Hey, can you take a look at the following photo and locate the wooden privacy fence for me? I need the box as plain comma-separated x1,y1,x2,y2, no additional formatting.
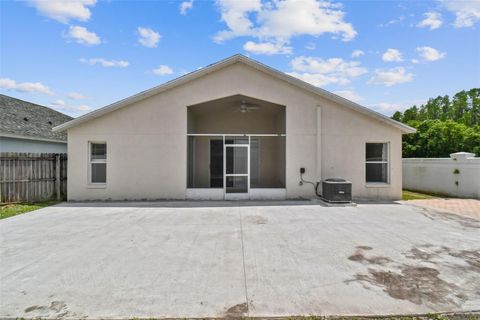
0,153,67,203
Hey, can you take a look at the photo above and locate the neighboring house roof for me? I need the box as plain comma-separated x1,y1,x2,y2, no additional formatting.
0,94,73,143
54,54,416,134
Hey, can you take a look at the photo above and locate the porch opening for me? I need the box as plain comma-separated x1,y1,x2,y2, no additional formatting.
186,95,285,199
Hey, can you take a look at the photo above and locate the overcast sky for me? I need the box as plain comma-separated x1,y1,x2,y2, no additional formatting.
1,0,479,117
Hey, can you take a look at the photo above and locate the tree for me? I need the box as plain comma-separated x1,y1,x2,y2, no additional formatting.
392,88,480,157
392,111,402,122
402,105,418,122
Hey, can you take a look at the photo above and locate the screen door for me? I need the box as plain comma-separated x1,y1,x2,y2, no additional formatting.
224,143,249,200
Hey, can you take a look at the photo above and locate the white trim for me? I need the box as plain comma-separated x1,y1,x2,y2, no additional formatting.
224,193,249,201
224,143,250,200
88,141,107,186
365,142,390,184
186,188,287,200
0,132,67,144
188,134,286,200
250,188,286,200
86,184,107,189
186,188,223,200
53,55,415,134
223,136,226,198
365,183,391,188
248,136,251,195
226,143,249,147
249,137,260,187
193,137,196,187
316,106,322,183
187,133,285,137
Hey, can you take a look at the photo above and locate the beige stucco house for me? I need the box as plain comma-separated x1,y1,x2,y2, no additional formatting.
54,55,415,201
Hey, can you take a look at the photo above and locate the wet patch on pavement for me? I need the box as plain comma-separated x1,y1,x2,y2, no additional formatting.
24,301,77,318
245,215,268,225
348,246,391,265
406,245,480,273
348,252,392,265
350,266,460,306
225,302,248,318
347,243,480,309
414,207,480,229
356,246,373,250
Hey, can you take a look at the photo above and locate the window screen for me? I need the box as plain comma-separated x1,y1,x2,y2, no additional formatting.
366,143,388,183
91,143,107,160
91,163,106,183
90,142,107,184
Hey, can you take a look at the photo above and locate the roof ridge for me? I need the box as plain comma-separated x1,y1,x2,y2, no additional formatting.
53,54,415,134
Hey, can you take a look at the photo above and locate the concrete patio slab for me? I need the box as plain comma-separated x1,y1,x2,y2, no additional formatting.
0,201,479,318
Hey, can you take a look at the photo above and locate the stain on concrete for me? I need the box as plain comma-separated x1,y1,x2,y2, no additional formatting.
356,246,373,250
245,215,268,225
406,245,480,273
348,253,391,265
25,305,45,313
24,301,75,318
49,301,67,313
406,247,438,261
448,249,480,272
225,302,248,318
346,244,480,307
348,247,391,265
351,266,459,306
416,207,480,229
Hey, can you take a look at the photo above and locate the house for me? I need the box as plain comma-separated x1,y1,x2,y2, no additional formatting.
54,55,415,201
0,94,72,153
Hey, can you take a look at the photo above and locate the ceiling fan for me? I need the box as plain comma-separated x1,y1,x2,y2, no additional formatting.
236,100,259,113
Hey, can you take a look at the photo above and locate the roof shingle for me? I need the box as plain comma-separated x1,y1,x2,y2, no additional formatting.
0,94,73,142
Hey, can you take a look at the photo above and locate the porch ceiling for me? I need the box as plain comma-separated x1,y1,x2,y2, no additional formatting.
187,95,285,117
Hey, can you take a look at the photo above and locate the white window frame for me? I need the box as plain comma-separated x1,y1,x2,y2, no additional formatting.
88,141,107,187
365,142,390,186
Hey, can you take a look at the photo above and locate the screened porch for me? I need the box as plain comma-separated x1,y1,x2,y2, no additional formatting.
186,95,286,200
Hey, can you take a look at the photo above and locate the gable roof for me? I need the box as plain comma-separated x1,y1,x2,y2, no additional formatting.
0,94,73,143
53,54,415,134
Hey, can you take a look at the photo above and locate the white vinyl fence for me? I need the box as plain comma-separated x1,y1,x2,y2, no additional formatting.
403,152,480,199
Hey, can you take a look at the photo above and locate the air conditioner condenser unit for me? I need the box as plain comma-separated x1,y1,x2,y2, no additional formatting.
321,178,352,203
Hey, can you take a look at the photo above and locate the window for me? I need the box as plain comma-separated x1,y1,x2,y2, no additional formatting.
366,143,389,183
89,142,106,184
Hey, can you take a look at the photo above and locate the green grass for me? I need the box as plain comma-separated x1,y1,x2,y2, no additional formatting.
127,314,479,320
402,189,442,201
0,201,60,220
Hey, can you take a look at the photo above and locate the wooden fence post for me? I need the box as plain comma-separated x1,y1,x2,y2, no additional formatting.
56,154,61,201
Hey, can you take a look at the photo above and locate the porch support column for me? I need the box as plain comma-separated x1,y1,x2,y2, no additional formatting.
316,105,322,184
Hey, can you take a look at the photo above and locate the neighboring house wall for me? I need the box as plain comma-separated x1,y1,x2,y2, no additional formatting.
403,153,480,199
67,62,403,201
0,136,67,153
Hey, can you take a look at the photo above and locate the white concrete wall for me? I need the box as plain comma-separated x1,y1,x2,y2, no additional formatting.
67,62,404,201
0,137,67,153
403,156,480,199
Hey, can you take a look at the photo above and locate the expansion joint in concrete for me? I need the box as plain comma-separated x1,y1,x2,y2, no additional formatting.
238,210,250,316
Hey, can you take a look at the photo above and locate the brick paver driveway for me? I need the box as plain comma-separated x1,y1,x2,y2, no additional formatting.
1,201,479,318
403,198,480,221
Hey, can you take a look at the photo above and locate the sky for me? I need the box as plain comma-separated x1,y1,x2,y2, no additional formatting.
0,0,479,118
